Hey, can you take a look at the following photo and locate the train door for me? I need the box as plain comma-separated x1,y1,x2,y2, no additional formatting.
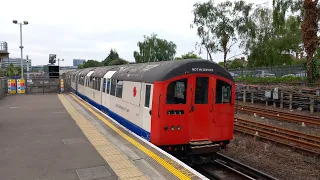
159,76,190,144
75,75,78,93
189,75,215,141
142,83,153,140
103,71,117,110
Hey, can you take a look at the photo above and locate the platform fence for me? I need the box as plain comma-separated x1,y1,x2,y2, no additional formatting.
236,84,320,113
0,78,7,99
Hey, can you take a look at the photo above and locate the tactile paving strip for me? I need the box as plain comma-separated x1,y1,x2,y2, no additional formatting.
68,93,204,180
58,94,149,180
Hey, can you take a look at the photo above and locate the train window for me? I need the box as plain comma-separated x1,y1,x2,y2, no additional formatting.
110,79,117,96
89,77,93,88
116,80,123,98
97,78,101,91
103,78,106,93
216,79,232,104
195,77,208,104
166,78,187,104
145,85,151,108
107,79,111,94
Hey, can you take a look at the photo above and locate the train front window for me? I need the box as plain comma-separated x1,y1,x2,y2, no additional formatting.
166,78,187,104
216,79,231,104
195,77,208,104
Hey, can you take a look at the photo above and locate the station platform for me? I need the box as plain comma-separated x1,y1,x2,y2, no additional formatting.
0,93,207,180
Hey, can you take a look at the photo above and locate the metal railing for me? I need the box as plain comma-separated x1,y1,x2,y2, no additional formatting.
0,78,7,99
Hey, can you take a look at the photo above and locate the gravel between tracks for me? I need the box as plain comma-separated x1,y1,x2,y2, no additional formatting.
221,134,320,180
237,101,320,117
235,111,320,137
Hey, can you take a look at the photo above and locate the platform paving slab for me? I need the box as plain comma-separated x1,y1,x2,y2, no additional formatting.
0,94,118,180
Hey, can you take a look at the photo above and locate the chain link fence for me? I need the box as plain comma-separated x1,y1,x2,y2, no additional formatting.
0,78,7,99
229,65,310,78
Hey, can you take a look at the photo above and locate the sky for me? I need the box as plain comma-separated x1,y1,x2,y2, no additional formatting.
0,0,270,66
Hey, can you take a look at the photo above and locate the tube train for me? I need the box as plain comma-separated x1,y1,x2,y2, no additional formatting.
66,59,235,164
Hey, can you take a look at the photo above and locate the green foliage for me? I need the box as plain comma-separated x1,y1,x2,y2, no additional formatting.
82,60,102,68
81,49,129,68
175,52,201,60
229,58,246,69
133,33,177,63
191,0,256,67
78,64,84,69
7,63,20,76
102,49,128,66
247,1,303,67
235,76,304,84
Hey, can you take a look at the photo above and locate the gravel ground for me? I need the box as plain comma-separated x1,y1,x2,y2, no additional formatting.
237,101,320,117
221,134,320,180
235,113,320,137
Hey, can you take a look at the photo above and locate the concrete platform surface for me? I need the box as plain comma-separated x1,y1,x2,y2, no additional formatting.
0,94,118,180
0,94,207,180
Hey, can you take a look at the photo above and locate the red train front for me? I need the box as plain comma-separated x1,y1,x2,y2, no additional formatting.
149,60,235,164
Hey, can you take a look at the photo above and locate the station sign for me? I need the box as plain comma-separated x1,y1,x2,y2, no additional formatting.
17,79,25,94
7,79,17,94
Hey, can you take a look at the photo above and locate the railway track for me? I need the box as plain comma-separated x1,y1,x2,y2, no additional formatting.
236,105,320,127
234,118,320,156
197,153,278,180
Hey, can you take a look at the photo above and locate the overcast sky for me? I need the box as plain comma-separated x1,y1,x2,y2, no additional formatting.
0,0,270,66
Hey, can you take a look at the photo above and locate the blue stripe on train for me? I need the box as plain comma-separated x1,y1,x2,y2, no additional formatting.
75,91,151,141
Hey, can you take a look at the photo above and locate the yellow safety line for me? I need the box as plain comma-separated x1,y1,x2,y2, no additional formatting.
70,93,192,180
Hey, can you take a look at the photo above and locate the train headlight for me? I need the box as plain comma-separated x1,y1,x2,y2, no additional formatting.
177,125,181,130
171,126,175,131
164,126,168,131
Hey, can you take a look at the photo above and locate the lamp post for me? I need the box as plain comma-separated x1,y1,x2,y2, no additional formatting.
13,20,28,79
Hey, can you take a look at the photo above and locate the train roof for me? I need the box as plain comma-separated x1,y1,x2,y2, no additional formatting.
112,59,233,83
75,59,233,83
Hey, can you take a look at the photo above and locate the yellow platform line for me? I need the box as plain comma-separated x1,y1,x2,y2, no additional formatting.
58,94,149,180
69,94,193,180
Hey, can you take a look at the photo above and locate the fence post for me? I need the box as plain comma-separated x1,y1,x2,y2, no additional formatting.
42,78,44,94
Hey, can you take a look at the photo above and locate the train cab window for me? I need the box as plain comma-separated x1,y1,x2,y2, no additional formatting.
216,79,232,104
110,79,117,96
103,78,106,93
166,78,187,104
107,79,111,94
195,77,208,104
116,80,123,98
145,85,151,108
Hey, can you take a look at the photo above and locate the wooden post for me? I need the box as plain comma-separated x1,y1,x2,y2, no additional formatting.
243,90,246,103
280,92,283,109
310,98,314,114
289,92,292,110
251,92,254,104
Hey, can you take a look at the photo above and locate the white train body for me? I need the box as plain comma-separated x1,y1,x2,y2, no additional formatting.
70,67,153,140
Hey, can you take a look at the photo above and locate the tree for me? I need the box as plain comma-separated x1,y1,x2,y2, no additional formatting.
133,33,177,63
175,52,201,60
82,60,102,68
191,0,256,68
102,49,128,66
301,0,320,81
247,1,304,67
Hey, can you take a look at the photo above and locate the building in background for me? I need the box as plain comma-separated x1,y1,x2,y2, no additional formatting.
0,41,10,77
1,57,32,70
73,59,86,67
